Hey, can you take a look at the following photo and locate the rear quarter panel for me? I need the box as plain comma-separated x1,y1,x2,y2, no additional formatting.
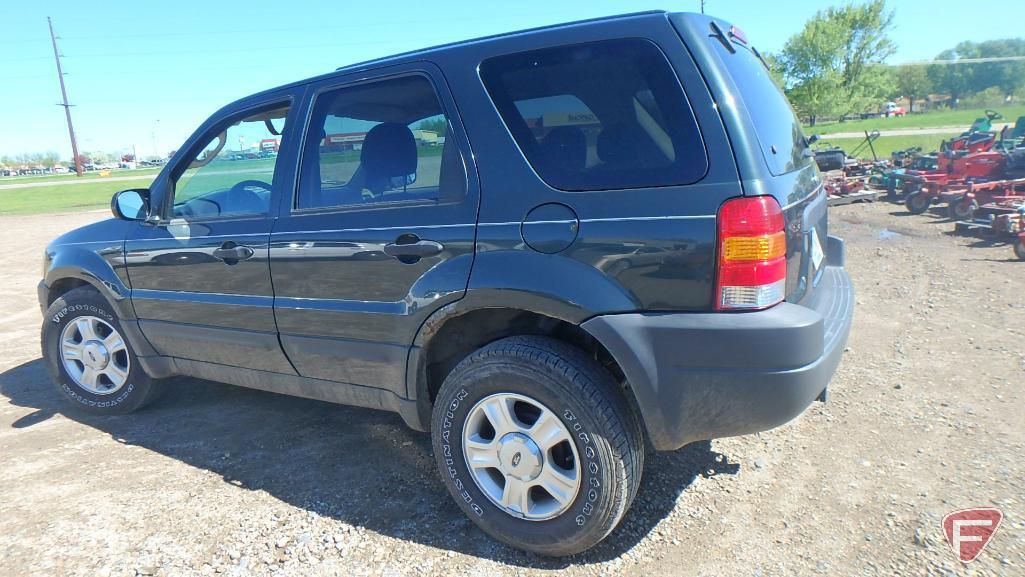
436,12,743,313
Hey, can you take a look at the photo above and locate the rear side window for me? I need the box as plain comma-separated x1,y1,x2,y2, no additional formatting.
480,39,707,191
712,36,812,175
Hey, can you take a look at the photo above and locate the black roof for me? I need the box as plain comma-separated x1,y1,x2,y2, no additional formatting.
240,11,674,99
333,10,670,72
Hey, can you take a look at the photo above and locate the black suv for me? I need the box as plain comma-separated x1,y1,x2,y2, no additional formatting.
39,12,853,555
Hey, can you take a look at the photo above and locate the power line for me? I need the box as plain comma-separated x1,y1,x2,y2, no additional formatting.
870,55,1025,67
55,11,586,41
61,37,443,60
900,55,1025,66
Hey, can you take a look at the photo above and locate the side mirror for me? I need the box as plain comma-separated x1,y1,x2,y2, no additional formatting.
111,188,150,221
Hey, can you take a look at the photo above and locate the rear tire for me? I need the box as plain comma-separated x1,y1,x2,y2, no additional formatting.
431,336,643,556
905,192,929,214
41,286,160,414
1014,240,1025,261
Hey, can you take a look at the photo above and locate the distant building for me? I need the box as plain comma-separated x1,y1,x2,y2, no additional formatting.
322,132,367,152
412,129,439,145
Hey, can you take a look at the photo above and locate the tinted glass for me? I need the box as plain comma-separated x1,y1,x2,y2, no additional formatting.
297,75,466,210
171,105,288,219
713,38,812,175
480,38,707,191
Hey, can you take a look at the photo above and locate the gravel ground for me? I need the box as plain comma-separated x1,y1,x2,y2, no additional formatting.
0,201,1022,576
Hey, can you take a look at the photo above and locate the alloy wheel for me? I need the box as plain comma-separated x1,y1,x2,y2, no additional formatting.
462,393,581,521
59,316,131,395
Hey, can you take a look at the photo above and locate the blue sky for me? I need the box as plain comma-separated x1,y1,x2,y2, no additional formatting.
2,0,1023,159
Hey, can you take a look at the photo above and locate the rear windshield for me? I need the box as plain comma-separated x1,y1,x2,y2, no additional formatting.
713,37,812,176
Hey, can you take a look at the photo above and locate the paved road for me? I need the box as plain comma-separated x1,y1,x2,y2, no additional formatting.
0,174,156,191
821,123,1011,139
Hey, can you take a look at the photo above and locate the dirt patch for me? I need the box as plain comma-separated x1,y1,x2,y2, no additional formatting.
0,201,1022,576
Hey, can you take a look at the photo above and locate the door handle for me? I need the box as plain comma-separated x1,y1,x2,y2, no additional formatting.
212,242,255,263
383,235,444,263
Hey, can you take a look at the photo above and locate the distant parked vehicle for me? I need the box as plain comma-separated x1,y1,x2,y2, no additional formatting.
885,102,906,117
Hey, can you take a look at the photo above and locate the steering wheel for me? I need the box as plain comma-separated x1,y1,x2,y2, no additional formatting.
230,179,272,194
228,180,272,212
175,203,195,218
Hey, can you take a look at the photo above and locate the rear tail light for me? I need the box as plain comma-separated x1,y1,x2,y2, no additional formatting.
715,196,787,310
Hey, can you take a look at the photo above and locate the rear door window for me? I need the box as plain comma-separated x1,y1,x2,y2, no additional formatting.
480,38,707,191
296,75,466,210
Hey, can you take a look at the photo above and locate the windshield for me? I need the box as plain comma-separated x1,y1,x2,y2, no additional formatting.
714,38,812,176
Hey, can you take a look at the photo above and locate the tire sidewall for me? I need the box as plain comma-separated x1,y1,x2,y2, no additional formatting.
433,359,619,552
906,193,928,213
42,289,150,412
948,197,974,220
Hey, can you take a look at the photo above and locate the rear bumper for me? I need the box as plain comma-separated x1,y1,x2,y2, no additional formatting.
582,236,853,451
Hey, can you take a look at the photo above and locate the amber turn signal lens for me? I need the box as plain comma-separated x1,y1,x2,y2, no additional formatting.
721,232,786,261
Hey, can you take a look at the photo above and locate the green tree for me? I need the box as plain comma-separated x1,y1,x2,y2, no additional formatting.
777,0,896,124
967,39,1025,98
894,64,931,112
40,151,59,168
929,42,979,107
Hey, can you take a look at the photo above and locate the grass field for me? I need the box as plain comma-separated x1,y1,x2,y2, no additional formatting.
0,177,155,215
821,132,960,160
0,148,448,215
804,105,1025,136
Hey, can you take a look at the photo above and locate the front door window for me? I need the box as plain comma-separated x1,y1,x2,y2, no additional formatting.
171,105,289,219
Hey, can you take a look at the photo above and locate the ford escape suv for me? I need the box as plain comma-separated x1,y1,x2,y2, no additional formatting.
39,11,853,555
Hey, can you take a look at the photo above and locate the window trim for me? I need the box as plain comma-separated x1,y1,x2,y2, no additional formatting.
477,36,709,192
291,70,466,215
161,97,294,223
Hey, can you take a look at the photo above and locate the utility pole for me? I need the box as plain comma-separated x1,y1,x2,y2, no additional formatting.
700,0,705,14
48,17,83,177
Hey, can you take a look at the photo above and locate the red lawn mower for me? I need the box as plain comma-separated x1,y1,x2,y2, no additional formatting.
904,128,1025,218
952,185,1025,239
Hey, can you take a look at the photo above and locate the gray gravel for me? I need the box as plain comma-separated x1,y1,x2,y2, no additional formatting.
0,201,1022,576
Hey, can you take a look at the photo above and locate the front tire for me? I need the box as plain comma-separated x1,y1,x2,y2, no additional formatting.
431,336,643,556
41,286,159,414
947,197,976,220
1014,239,1025,261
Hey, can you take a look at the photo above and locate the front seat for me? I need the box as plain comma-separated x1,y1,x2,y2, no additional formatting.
359,122,418,195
